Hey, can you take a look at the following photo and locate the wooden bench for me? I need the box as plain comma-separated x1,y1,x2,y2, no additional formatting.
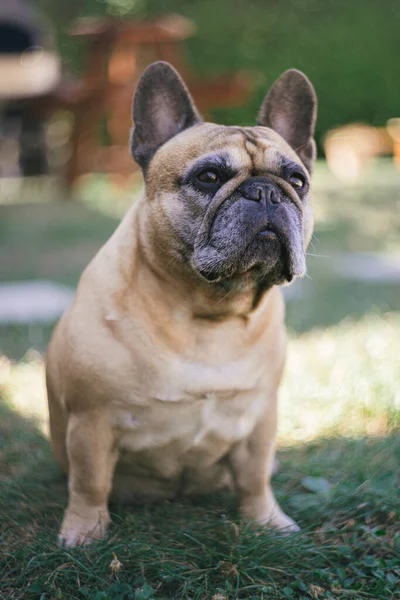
32,15,252,189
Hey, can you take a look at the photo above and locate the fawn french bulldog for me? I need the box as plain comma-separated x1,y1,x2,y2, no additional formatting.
46,62,317,546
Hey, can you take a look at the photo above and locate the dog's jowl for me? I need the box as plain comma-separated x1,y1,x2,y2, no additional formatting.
46,61,317,547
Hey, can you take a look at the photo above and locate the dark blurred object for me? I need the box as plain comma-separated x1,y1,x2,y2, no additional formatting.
34,15,252,189
0,0,60,176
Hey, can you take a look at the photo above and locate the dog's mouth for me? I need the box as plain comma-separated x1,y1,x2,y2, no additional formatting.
192,218,302,285
258,225,294,282
258,229,278,240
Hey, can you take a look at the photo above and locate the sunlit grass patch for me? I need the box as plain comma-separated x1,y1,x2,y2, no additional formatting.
0,351,48,435
280,313,400,443
1,313,399,445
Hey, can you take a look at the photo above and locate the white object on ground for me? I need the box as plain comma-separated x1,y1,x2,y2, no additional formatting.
0,280,74,324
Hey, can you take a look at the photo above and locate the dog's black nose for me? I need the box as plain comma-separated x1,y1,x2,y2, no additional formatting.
239,177,281,205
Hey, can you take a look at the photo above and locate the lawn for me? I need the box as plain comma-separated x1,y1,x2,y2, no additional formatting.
0,162,399,599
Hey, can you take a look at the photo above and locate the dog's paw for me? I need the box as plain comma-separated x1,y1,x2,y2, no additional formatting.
241,491,300,535
58,508,110,547
257,508,300,534
265,510,300,533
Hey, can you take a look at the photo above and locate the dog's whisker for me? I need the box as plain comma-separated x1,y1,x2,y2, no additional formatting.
308,239,318,253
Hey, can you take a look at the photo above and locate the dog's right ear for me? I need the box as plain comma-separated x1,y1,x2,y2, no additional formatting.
131,61,202,170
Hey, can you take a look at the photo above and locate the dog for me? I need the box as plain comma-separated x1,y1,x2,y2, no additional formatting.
46,61,317,547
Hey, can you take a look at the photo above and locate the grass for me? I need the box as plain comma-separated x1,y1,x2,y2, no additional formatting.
1,341,399,599
0,161,400,599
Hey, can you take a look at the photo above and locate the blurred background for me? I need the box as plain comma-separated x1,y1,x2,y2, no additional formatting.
0,0,399,442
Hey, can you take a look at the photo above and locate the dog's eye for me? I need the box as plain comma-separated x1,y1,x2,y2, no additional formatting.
196,169,221,186
289,173,305,190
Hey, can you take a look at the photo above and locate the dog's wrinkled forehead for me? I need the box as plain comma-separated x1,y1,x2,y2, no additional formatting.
147,123,302,188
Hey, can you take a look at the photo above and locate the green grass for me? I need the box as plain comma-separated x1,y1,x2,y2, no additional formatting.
1,372,399,599
1,163,400,598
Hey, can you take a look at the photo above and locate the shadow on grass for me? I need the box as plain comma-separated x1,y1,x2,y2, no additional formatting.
0,398,65,524
1,398,399,599
2,275,400,360
1,179,400,358
0,323,57,362
0,203,120,285
0,201,121,360
286,275,400,334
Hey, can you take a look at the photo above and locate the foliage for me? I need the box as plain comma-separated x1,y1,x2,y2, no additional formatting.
38,0,400,151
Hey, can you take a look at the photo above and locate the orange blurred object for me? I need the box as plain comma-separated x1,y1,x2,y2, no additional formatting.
323,122,398,182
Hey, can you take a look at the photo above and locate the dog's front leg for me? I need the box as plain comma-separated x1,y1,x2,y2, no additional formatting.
228,398,299,533
58,410,118,547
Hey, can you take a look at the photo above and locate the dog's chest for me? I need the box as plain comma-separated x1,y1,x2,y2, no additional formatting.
113,357,269,463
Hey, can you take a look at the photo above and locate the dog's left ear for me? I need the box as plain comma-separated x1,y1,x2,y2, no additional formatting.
131,61,202,170
258,69,317,172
